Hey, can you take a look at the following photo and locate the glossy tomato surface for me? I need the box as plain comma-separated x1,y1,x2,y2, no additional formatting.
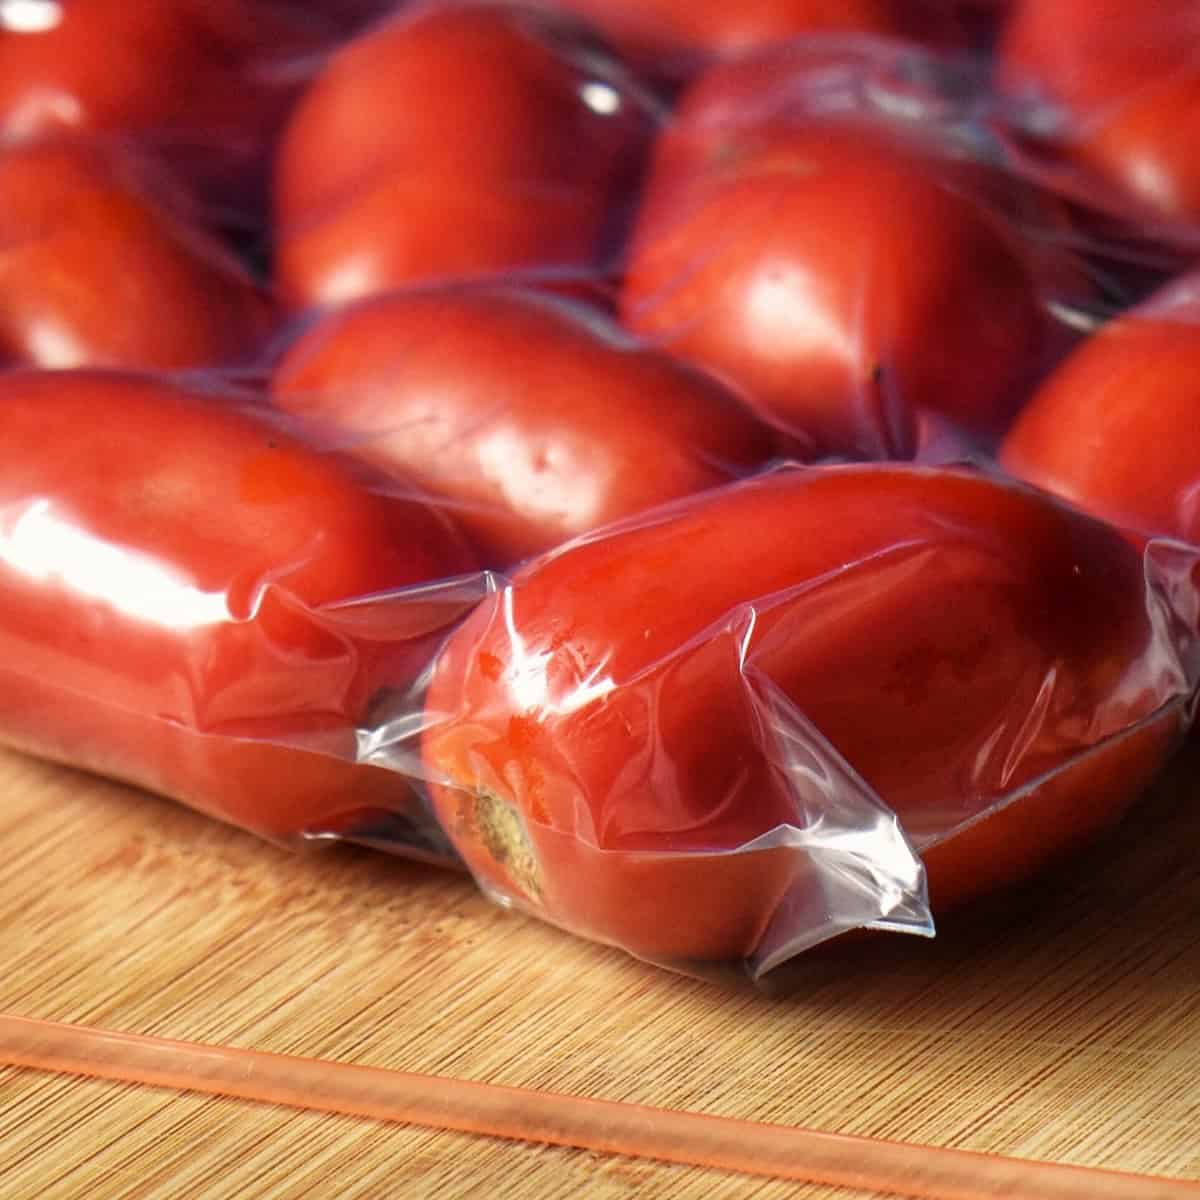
622,119,1047,458
1000,272,1200,545
271,284,774,566
0,370,477,842
997,0,1200,234
273,3,655,309
423,464,1183,964
0,139,275,369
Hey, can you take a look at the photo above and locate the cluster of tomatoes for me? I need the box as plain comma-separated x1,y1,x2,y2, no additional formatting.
2,0,1200,976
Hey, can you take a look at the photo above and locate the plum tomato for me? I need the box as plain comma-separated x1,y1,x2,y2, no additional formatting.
273,3,655,310
0,369,477,843
622,118,1049,459
270,283,775,566
997,0,1200,235
1000,271,1200,546
423,463,1183,963
0,0,319,218
0,139,275,369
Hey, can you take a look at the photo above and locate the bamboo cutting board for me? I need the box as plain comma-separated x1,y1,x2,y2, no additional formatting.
1,737,1199,1199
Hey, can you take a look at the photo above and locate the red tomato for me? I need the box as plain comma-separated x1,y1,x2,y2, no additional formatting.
1000,273,1200,546
997,0,1200,234
622,120,1048,459
0,139,275,369
270,284,774,566
529,0,965,80
273,4,654,310
0,0,317,217
423,464,1181,963
0,370,477,843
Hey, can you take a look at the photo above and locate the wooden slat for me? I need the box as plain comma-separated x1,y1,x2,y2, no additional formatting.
1,741,1199,1198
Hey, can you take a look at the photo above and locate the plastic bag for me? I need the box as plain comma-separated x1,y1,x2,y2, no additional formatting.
417,464,1200,981
2,386,1196,983
1,1,1200,990
0,369,482,857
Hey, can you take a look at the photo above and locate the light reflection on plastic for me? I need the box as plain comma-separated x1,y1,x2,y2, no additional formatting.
499,587,613,715
0,499,231,629
0,0,62,33
579,81,621,116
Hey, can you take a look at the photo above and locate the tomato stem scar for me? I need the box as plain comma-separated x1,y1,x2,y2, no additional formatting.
470,787,542,901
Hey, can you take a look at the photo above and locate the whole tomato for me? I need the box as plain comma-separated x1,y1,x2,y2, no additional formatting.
1000,272,1200,546
622,117,1049,459
0,139,275,370
526,0,966,81
273,3,655,310
423,464,1183,964
997,0,1200,236
270,284,774,566
0,369,477,845
0,0,319,219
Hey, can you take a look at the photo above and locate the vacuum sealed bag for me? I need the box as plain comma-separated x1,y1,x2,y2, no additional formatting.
1,1,1199,987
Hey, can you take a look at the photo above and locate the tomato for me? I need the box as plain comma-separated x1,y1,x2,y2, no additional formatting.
0,0,318,219
0,139,275,369
270,284,774,566
997,0,1200,235
528,0,966,81
273,4,654,310
0,369,477,844
423,464,1182,964
622,117,1049,459
1000,273,1200,546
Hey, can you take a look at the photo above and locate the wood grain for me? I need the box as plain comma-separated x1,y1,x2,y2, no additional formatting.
1,739,1199,1199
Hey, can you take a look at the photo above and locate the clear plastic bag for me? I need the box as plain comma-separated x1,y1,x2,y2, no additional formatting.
0,369,483,857
416,464,1200,982
1,1,1200,991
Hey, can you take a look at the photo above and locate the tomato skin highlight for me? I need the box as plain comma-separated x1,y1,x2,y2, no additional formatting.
423,464,1181,963
0,370,477,841
622,117,1047,458
1000,273,1200,547
273,4,654,310
270,283,775,567
0,139,275,370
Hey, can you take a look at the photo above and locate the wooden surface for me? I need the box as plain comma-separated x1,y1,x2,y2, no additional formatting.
1,740,1200,1199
